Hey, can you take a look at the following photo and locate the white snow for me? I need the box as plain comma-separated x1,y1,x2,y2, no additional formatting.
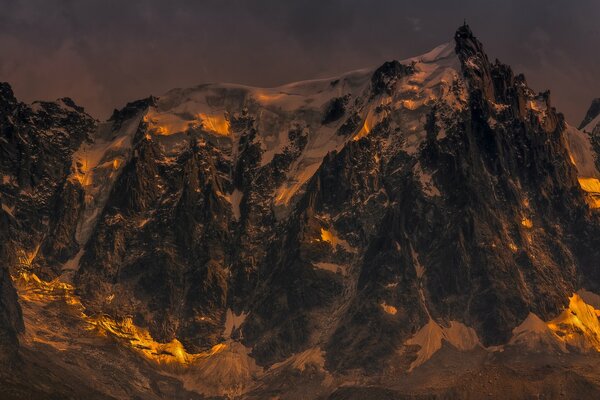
223,309,247,339
269,347,326,373
563,124,600,207
229,189,243,221
143,41,463,211
395,42,462,155
508,313,567,353
313,262,346,275
405,320,480,371
564,124,600,178
61,250,84,272
71,113,143,246
179,342,260,398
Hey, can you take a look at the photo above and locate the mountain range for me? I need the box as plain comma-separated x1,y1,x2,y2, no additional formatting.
1,24,600,399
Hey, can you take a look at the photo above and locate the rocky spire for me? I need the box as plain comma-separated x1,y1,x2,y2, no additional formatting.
454,24,495,100
0,82,17,114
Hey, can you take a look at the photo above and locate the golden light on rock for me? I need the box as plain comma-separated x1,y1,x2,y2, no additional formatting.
144,109,230,137
577,177,600,209
352,119,370,141
197,113,230,136
320,228,336,245
381,302,398,315
73,158,93,187
547,294,600,352
13,271,227,366
17,245,40,268
86,315,227,365
521,218,533,228
578,177,600,193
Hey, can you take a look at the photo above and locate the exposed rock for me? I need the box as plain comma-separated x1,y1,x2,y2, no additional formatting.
579,98,600,131
2,25,600,399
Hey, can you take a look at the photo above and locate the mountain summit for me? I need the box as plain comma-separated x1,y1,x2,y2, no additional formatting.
2,25,600,399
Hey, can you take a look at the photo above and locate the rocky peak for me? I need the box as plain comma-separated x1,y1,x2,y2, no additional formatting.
0,82,18,114
109,96,157,131
370,60,415,96
580,98,600,131
455,24,495,100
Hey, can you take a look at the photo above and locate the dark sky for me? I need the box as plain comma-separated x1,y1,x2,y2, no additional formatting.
1,0,598,125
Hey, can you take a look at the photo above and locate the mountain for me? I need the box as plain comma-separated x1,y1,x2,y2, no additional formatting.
579,98,600,132
2,24,600,399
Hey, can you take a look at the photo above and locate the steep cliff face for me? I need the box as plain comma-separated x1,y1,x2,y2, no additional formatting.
326,25,600,371
2,25,600,399
0,82,96,365
0,241,23,363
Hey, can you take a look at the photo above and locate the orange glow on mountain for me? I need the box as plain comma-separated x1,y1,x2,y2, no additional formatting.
521,218,533,228
577,178,600,209
256,92,285,102
198,113,230,136
320,228,336,245
381,302,398,315
578,177,600,193
353,118,370,141
13,271,226,366
547,294,600,351
144,109,230,137
86,315,227,365
73,158,93,187
17,245,40,268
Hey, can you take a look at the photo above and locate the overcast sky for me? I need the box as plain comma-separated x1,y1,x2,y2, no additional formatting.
0,0,598,124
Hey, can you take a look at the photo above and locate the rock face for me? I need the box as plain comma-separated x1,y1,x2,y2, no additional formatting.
0,254,23,363
579,98,600,131
2,25,600,398
0,82,95,365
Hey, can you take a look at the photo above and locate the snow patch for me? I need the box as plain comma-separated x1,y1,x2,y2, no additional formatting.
179,342,260,398
547,293,600,352
381,302,398,315
405,320,480,371
61,250,84,272
72,113,143,246
509,313,567,353
318,227,355,253
223,309,248,339
313,262,346,275
228,189,243,221
564,124,600,178
269,347,326,373
582,112,600,134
